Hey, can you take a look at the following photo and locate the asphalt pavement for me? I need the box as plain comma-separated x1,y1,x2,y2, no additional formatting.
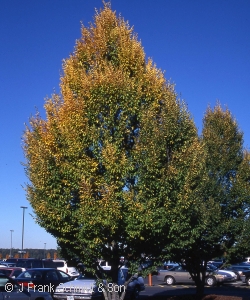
139,275,250,298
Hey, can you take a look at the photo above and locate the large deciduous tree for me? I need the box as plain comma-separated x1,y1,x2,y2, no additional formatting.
23,3,200,299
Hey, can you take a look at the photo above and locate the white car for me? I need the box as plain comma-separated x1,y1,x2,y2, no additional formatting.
53,260,80,278
0,274,53,299
54,268,145,300
98,260,111,271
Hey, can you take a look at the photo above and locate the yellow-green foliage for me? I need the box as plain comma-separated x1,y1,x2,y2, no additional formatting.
23,3,200,265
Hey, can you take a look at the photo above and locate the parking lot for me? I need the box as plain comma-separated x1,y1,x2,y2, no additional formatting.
139,275,250,298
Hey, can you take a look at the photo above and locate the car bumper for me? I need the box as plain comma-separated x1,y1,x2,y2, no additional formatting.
53,293,102,299
221,278,236,283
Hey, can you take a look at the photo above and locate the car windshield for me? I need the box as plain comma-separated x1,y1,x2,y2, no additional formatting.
0,270,11,276
207,264,217,271
18,270,43,279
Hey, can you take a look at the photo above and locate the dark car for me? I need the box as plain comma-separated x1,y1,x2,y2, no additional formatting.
14,268,73,296
208,260,225,269
0,267,23,278
221,265,250,280
240,269,250,285
233,262,250,266
4,258,19,263
16,259,56,270
0,273,53,299
0,261,17,267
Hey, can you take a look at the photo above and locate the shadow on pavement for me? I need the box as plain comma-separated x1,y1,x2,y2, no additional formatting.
140,280,250,299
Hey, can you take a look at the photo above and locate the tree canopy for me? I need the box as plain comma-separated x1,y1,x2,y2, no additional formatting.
164,104,250,294
23,0,199,289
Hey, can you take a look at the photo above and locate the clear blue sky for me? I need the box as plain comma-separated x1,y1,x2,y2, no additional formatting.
0,0,249,250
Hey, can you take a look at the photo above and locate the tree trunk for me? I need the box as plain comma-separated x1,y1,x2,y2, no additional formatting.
195,281,205,296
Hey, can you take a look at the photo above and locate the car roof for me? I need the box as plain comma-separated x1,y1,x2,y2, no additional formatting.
23,268,58,271
0,267,22,270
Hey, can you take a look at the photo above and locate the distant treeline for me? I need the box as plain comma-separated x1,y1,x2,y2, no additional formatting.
0,248,58,260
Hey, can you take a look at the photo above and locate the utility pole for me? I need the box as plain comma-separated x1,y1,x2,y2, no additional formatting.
20,206,27,258
10,230,14,258
44,243,47,259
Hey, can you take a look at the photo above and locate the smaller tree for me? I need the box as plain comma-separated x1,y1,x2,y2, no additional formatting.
163,104,250,295
223,149,250,263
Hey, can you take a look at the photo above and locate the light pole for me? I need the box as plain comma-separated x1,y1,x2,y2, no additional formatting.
20,206,27,258
44,243,47,259
10,230,14,258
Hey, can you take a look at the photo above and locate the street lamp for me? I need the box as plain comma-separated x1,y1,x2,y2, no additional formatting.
10,230,14,258
20,206,27,258
44,243,47,259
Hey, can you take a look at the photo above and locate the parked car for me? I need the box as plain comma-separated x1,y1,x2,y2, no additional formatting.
54,267,145,300
157,265,235,286
0,267,24,278
221,265,250,280
206,264,237,282
240,270,250,285
98,260,112,271
0,262,17,267
14,268,73,296
15,259,56,270
4,258,19,264
0,273,53,299
53,259,80,278
208,260,225,269
232,262,250,266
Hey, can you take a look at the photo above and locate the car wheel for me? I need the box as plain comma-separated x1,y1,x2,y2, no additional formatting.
165,276,175,285
206,276,216,286
130,286,140,300
246,277,250,286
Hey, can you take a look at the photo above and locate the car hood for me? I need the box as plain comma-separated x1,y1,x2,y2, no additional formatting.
56,279,96,290
217,270,235,277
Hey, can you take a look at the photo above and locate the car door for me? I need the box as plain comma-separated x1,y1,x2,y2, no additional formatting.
1,286,31,300
172,266,192,283
0,276,29,300
44,269,61,292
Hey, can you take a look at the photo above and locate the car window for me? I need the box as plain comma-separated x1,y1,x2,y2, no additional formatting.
21,271,33,278
175,266,184,271
58,271,70,279
31,271,43,279
53,262,65,268
0,270,11,276
16,261,32,268
12,270,22,277
46,270,59,280
0,276,9,291
33,261,43,268
44,260,56,268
